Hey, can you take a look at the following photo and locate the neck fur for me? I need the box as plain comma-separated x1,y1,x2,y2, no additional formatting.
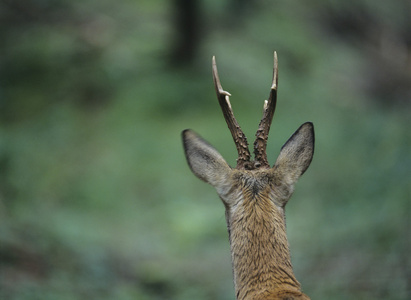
225,188,303,300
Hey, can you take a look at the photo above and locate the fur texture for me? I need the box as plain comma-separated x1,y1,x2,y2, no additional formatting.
182,122,314,300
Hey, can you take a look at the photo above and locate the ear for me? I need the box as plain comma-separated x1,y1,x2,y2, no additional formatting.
273,122,314,185
182,129,232,187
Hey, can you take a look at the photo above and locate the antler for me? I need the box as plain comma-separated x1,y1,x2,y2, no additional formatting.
253,51,278,168
212,56,251,169
212,52,278,169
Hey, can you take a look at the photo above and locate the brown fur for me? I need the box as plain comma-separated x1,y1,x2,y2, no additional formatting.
183,126,313,300
182,54,314,300
226,171,310,300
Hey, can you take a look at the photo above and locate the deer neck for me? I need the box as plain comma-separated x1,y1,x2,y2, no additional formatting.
225,186,303,300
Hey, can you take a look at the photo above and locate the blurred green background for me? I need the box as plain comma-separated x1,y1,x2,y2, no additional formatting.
1,0,410,299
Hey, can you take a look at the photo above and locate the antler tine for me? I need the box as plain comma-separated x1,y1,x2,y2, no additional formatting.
212,56,251,169
253,51,278,168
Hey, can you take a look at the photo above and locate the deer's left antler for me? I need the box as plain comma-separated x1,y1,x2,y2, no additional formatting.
212,56,251,169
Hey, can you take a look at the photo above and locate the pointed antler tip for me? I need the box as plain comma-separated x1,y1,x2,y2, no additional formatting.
272,51,278,90
212,56,217,67
212,56,218,74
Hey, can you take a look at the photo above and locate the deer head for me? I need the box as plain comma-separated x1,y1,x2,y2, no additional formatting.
182,52,313,300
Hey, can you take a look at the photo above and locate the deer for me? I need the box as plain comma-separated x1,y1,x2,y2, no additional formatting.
182,52,314,300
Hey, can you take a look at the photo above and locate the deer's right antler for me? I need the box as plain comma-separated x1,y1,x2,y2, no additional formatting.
253,51,278,168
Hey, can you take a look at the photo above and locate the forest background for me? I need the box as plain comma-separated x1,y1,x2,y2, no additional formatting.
1,0,410,299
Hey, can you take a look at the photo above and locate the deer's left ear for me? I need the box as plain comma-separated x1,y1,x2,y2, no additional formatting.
273,122,314,185
182,129,232,188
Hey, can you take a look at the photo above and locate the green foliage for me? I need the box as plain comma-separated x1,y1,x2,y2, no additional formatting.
1,0,410,299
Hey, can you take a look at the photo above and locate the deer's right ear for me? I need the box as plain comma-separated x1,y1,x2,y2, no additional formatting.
182,130,232,187
273,122,314,185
